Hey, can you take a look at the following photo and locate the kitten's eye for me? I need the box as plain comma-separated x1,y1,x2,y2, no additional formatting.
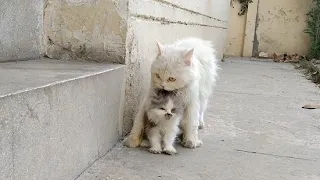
168,77,176,82
160,108,165,110
156,73,160,79
171,108,176,113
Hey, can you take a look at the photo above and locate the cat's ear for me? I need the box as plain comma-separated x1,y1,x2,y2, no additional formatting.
183,49,194,66
156,41,164,56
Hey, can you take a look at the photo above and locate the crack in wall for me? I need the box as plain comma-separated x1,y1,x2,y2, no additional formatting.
152,0,228,23
252,0,260,57
41,0,49,57
131,14,227,29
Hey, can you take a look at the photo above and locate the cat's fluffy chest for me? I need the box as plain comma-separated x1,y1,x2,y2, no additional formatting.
145,117,180,135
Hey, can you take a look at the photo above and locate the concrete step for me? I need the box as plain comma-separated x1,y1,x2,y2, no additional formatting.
0,59,125,180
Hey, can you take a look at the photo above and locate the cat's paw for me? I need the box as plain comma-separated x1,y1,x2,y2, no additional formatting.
182,139,203,148
140,140,150,148
198,120,205,129
123,135,141,148
149,147,162,154
163,146,177,155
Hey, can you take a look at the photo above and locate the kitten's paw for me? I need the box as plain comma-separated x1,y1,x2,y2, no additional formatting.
140,140,150,148
198,121,205,129
182,139,203,148
123,135,141,148
149,147,162,154
163,146,177,155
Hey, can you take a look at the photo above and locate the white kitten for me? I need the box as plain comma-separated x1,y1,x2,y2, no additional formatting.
124,37,218,149
141,89,183,155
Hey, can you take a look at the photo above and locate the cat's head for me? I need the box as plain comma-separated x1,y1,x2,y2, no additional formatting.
147,89,183,121
150,41,198,91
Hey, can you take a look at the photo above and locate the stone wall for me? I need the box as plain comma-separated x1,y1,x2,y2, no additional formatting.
0,0,44,62
43,0,128,63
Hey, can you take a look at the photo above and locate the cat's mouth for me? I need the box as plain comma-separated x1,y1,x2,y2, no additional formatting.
161,86,178,92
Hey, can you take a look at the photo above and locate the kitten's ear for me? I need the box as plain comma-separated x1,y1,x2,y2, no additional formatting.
183,49,194,66
156,41,164,56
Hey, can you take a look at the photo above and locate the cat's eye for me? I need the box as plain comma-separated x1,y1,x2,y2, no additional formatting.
168,77,176,82
156,73,160,79
160,107,165,110
171,108,176,113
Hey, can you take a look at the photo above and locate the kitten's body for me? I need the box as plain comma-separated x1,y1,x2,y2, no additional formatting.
141,89,183,155
125,37,218,148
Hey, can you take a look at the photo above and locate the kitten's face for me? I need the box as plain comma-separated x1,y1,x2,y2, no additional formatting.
150,43,195,91
150,98,180,120
147,89,183,122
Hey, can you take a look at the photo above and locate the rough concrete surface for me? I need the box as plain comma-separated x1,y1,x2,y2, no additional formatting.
0,59,125,179
0,0,43,61
44,0,128,63
256,0,312,56
77,59,320,180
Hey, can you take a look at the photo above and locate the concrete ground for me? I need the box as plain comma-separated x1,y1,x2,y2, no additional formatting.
76,59,320,180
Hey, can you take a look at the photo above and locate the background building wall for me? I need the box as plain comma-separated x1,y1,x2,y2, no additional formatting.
224,1,246,57
225,0,312,57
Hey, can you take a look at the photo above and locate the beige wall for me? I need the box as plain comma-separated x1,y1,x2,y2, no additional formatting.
224,1,246,57
225,0,312,57
256,0,312,56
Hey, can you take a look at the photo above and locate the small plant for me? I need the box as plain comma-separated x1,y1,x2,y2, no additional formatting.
232,0,253,16
297,59,320,85
305,0,320,59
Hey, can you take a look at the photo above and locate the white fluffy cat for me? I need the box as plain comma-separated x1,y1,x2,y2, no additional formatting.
124,37,218,148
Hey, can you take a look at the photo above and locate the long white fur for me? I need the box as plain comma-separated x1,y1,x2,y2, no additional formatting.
124,37,219,148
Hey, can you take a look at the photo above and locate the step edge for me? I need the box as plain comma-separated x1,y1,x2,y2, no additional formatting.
0,64,125,99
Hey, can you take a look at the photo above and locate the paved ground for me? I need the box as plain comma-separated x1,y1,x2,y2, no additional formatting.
76,59,320,180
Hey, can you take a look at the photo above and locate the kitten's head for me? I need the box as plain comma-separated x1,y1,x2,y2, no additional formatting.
150,41,198,91
147,89,183,121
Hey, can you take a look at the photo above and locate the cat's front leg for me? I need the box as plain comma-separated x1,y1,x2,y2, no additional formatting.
140,139,150,147
124,102,145,148
181,99,202,148
147,128,162,154
163,129,178,155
